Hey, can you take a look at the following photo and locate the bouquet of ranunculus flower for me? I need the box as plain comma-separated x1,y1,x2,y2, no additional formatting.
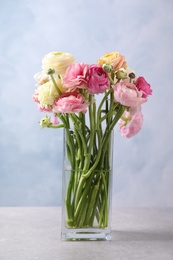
33,51,152,231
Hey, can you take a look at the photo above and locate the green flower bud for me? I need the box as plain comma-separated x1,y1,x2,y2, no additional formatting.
47,68,55,75
102,64,113,73
39,115,52,128
116,70,127,80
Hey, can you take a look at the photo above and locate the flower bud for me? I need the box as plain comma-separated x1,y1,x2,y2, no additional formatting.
102,64,113,73
47,68,55,75
116,70,127,80
39,115,52,128
129,72,136,79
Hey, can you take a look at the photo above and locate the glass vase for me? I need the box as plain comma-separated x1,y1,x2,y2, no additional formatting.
61,127,114,241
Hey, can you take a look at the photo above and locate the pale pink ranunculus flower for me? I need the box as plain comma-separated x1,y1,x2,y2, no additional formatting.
129,105,142,116
113,81,147,107
119,111,143,138
62,63,89,92
87,65,110,94
52,92,90,114
135,76,152,98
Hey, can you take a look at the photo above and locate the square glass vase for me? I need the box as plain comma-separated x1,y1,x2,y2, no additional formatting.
61,128,114,241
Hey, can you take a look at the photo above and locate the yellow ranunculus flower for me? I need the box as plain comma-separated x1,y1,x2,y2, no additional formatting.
42,52,75,75
98,52,127,71
38,80,59,109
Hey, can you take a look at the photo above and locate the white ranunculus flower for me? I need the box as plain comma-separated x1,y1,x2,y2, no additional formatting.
34,71,49,85
42,52,75,75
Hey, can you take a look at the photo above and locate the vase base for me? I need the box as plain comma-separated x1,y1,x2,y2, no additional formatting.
61,231,111,241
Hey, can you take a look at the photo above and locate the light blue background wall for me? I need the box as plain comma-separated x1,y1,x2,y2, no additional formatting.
0,0,173,207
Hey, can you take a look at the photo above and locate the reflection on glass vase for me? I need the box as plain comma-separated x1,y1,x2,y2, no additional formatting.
61,127,114,241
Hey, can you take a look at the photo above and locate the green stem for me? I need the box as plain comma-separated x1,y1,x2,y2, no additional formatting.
65,128,76,223
99,172,108,227
84,176,101,225
73,105,124,216
50,74,62,96
69,115,89,168
47,124,64,129
75,95,96,211
96,89,113,130
82,104,124,179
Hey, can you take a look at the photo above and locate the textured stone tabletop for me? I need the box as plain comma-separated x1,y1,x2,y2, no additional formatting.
0,207,173,260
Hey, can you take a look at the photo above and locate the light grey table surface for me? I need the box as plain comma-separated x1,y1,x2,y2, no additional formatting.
0,207,173,260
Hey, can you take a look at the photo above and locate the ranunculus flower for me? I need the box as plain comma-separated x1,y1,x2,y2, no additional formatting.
129,105,141,116
62,63,89,92
32,90,54,112
113,81,147,107
42,52,75,75
135,76,152,98
34,71,49,85
52,92,90,114
55,77,66,94
87,65,110,94
98,52,127,71
38,105,52,112
119,111,143,138
37,81,59,109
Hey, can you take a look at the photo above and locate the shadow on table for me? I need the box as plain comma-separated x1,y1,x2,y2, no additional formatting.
112,230,173,241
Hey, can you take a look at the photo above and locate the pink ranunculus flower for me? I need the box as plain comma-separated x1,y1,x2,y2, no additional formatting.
129,105,142,116
119,111,143,138
113,81,147,107
52,92,90,114
62,63,89,92
135,76,152,98
87,65,110,94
